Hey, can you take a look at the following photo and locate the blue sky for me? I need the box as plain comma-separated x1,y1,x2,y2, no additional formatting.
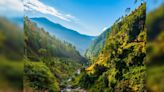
1,0,164,36
25,0,162,36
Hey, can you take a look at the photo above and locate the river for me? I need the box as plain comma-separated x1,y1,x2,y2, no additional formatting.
60,69,86,92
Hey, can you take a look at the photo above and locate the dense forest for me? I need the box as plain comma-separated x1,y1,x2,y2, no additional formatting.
30,17,95,55
24,17,87,91
0,1,163,92
72,3,147,92
70,3,164,92
23,3,164,92
85,28,110,63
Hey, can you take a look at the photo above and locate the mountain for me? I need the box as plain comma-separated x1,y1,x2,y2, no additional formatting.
30,17,95,55
74,3,147,91
85,28,110,62
24,17,88,91
25,17,87,63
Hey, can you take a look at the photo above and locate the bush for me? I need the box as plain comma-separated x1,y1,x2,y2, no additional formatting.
93,64,108,77
78,72,96,88
24,61,59,92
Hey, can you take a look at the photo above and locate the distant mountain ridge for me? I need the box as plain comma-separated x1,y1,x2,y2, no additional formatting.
30,17,95,55
85,28,110,62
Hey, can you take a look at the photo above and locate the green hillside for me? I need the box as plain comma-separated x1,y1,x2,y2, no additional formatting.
85,28,110,63
24,17,87,91
76,3,147,92
1,1,164,92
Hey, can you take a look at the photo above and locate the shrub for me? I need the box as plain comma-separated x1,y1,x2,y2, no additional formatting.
24,61,59,92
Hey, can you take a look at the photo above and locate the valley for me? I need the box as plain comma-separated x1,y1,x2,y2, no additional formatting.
23,1,164,92
0,0,163,92
24,3,147,92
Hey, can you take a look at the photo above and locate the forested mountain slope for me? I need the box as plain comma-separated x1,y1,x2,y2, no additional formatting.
24,17,87,91
76,3,147,92
24,17,87,63
85,28,110,62
30,17,95,55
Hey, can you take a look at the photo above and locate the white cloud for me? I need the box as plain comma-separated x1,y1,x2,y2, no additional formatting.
66,14,76,20
102,27,108,31
24,0,76,22
0,0,23,12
